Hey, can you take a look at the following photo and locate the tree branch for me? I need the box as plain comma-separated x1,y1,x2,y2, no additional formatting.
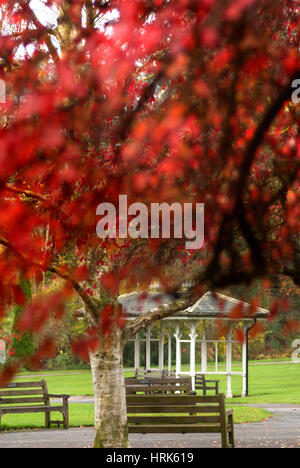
122,292,198,341
23,2,60,63
0,236,99,325
204,70,300,283
3,184,48,203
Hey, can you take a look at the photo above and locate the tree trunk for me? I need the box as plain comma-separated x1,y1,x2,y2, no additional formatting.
89,328,128,448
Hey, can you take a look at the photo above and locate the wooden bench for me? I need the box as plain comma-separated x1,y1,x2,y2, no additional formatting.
162,370,176,377
129,371,219,395
0,380,70,429
134,369,164,379
126,376,193,395
127,393,234,448
195,374,219,395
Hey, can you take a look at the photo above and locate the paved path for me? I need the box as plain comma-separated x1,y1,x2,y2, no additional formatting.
0,404,299,448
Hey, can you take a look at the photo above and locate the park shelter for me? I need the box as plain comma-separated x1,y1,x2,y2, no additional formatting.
118,289,269,397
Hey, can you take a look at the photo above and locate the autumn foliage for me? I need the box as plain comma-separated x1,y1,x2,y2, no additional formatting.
0,0,299,375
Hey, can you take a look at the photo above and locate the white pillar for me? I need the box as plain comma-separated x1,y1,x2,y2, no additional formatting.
215,342,218,373
242,325,247,397
159,323,164,371
189,323,198,391
146,327,151,370
134,333,140,370
201,321,207,374
168,329,172,371
174,325,182,376
226,325,233,398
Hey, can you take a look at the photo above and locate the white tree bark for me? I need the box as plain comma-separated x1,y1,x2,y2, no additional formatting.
89,328,128,448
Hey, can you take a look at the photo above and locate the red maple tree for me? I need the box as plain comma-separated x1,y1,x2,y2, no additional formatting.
0,0,299,447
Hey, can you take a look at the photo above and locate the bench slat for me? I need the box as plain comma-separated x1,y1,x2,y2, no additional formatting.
127,395,220,404
126,376,191,385
0,389,44,397
0,405,66,415
128,424,223,434
0,397,46,405
134,378,190,384
0,381,44,389
127,405,219,414
128,415,221,424
126,385,191,393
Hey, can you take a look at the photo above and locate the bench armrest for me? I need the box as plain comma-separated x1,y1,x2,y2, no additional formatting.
47,394,70,399
226,409,234,416
205,379,219,384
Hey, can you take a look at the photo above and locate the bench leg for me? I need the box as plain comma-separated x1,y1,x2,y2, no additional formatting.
221,427,228,448
62,404,69,429
228,414,235,448
63,412,69,429
45,410,50,429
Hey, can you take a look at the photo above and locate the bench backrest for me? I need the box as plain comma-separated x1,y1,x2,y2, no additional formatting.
162,370,176,377
127,393,227,431
133,369,179,379
134,369,163,379
0,380,49,408
126,377,192,394
194,374,206,389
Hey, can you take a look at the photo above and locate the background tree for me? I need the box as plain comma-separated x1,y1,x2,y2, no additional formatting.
10,279,35,363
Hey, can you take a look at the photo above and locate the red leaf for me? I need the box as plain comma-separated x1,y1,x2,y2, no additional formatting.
17,293,65,333
73,265,89,282
249,323,264,339
200,27,219,48
283,320,299,336
229,303,244,319
12,285,26,306
28,338,57,370
225,0,256,21
101,272,119,296
72,331,99,362
72,337,90,362
234,329,245,344
0,363,20,386
268,299,280,322
249,297,260,317
0,305,4,321
209,47,234,72
100,305,113,335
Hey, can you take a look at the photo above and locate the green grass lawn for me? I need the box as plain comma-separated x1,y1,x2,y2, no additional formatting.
1,359,299,430
14,361,300,404
0,404,95,431
14,359,300,403
203,361,300,405
227,362,300,404
126,361,300,404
